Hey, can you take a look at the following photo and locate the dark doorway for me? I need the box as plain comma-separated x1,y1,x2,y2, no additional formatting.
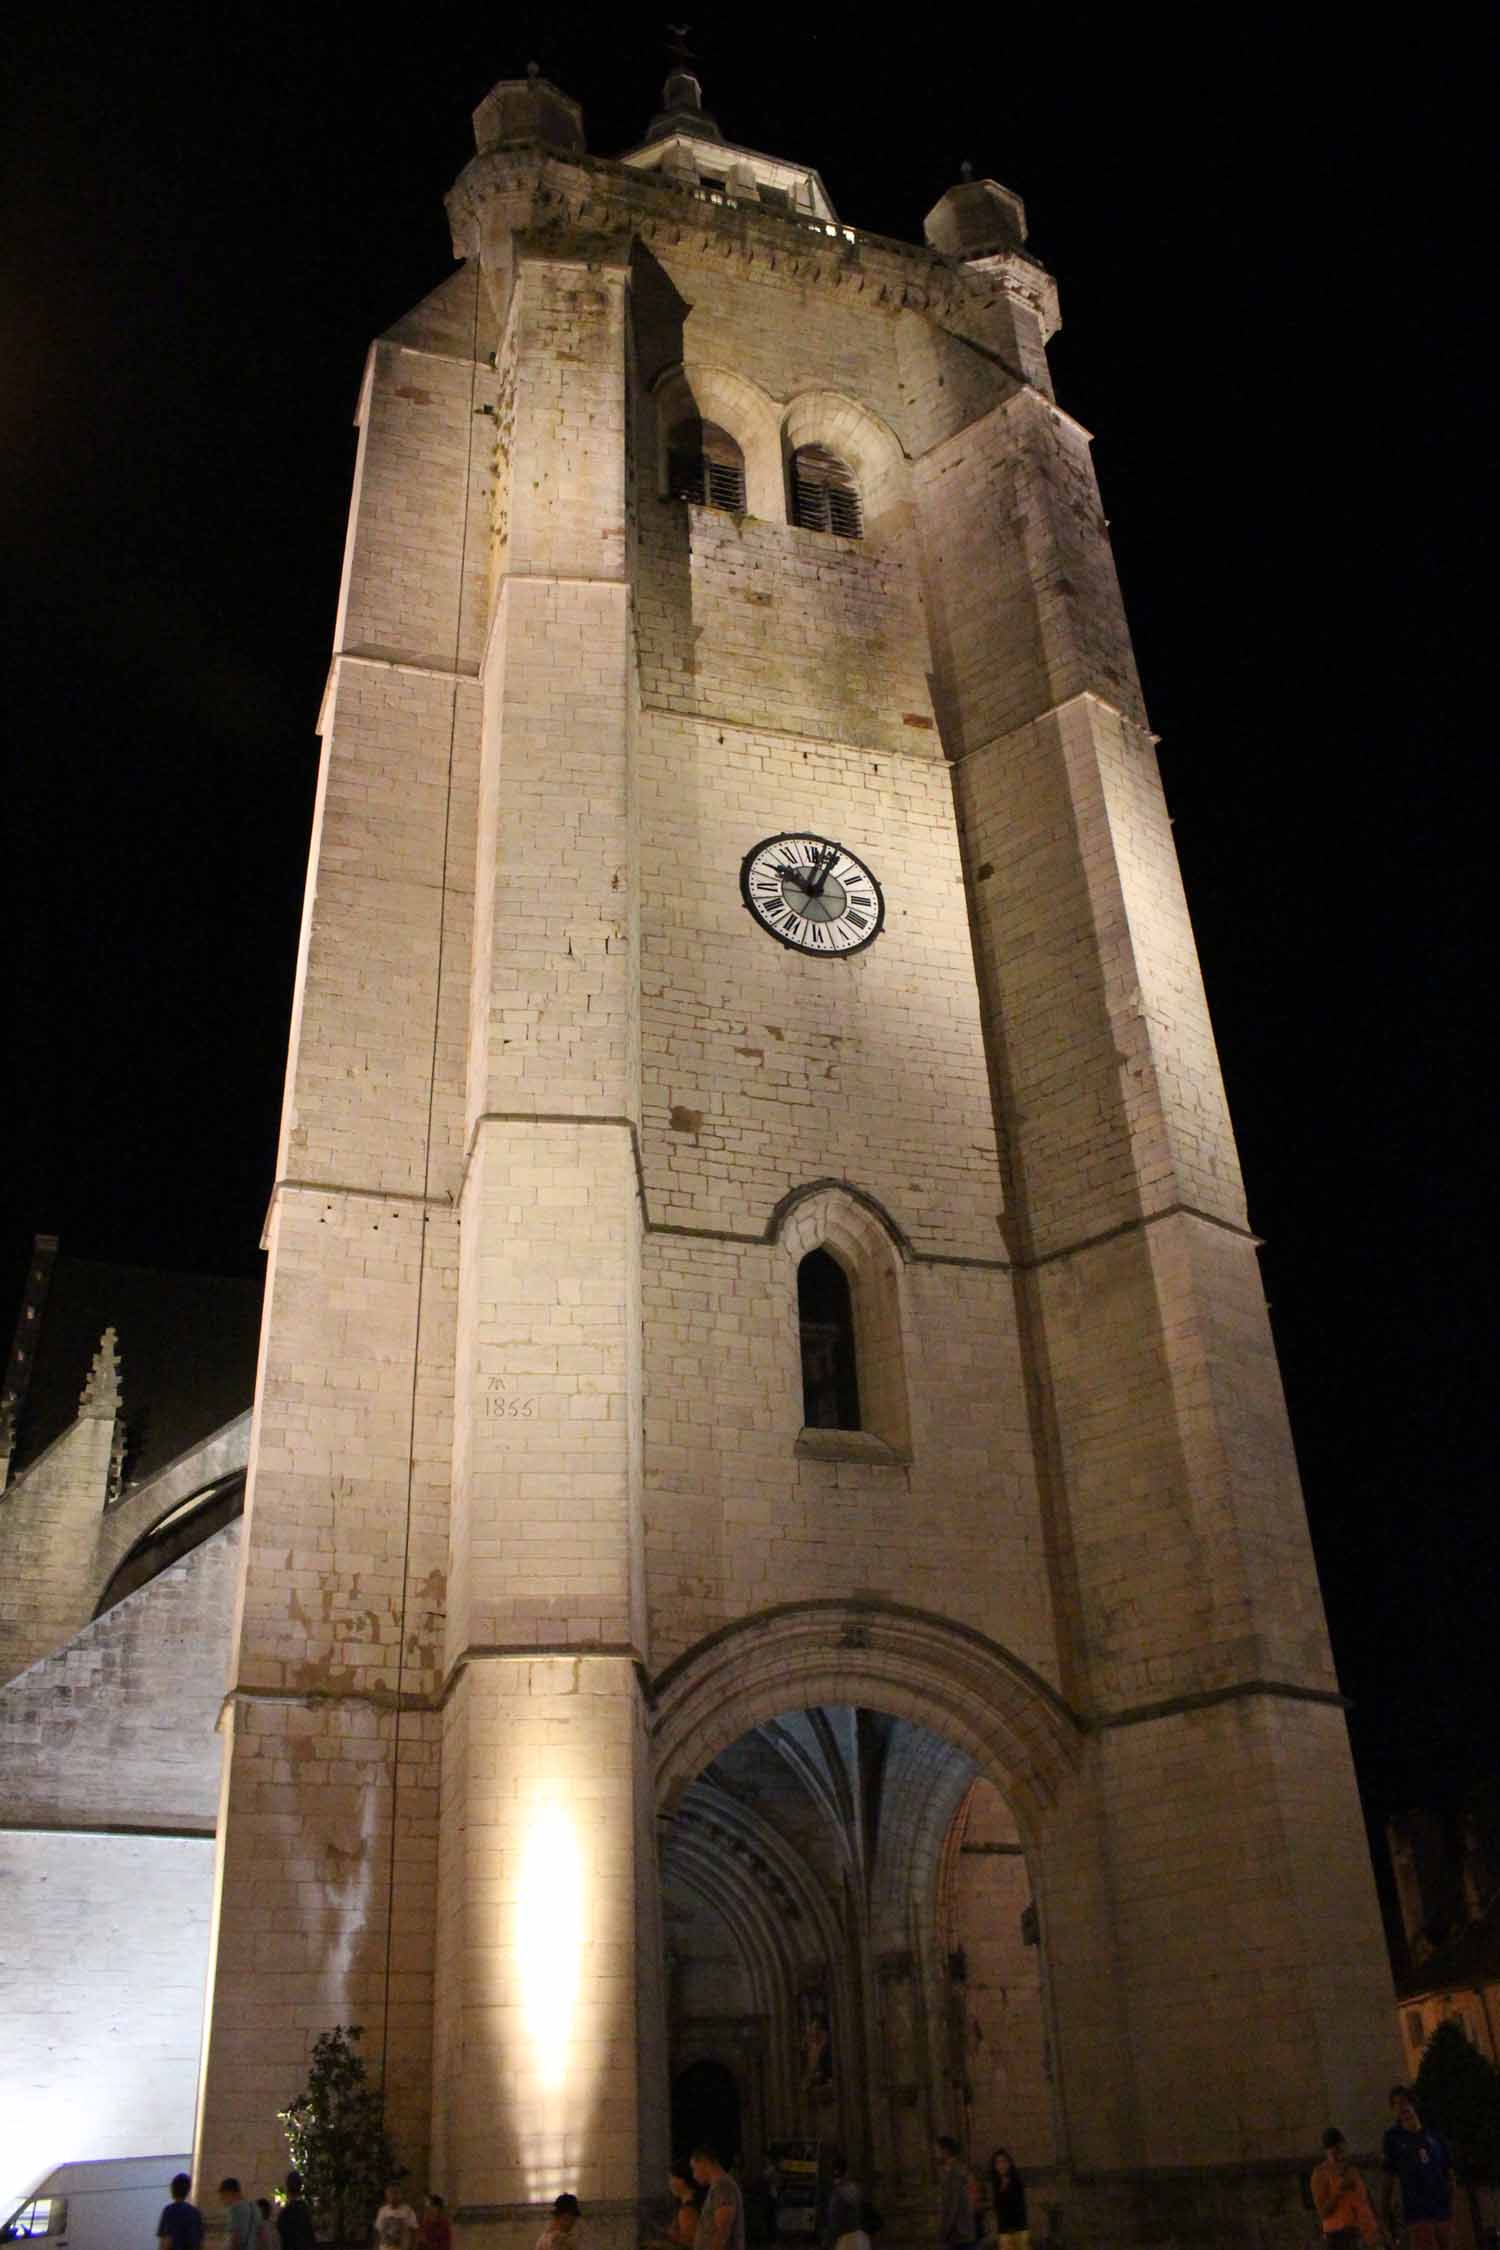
672,2057,742,2167
798,1249,860,1430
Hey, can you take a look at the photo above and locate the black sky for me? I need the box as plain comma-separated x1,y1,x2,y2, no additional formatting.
4,8,1494,1882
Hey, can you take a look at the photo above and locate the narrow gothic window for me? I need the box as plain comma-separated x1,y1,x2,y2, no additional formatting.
668,418,746,511
798,1248,861,1430
790,445,863,538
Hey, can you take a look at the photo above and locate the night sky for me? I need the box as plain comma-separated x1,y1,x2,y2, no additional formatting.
5,10,1494,1910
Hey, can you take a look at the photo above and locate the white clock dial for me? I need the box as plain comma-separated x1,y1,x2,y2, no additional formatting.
739,832,885,956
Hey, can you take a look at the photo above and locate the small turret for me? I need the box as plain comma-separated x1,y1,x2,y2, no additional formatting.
471,64,585,157
924,172,1028,261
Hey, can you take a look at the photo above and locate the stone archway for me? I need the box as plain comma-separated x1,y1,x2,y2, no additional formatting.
651,1603,1101,2204
652,1598,1083,1824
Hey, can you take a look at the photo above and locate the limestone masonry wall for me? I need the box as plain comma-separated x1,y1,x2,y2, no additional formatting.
637,715,1001,1248
641,1240,1052,1681
0,1832,214,2207
0,1522,237,1829
0,1527,237,2206
634,504,936,755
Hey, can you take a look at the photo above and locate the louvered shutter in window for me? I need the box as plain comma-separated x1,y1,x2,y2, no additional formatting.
791,446,863,538
668,419,746,512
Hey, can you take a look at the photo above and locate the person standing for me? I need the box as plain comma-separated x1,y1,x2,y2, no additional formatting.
417,2192,453,2250
376,2183,420,2250
986,2150,1028,2250
653,2165,701,2249
276,2173,317,2250
824,2156,863,2250
1383,2086,1455,2250
219,2181,259,2250
935,2139,977,2250
691,2146,746,2250
537,2191,585,2250
1312,2130,1380,2250
157,2172,203,2250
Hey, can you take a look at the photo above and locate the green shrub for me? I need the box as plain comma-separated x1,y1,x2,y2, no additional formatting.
279,2023,402,2247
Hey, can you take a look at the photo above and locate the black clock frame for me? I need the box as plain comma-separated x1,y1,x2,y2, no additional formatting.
738,831,886,957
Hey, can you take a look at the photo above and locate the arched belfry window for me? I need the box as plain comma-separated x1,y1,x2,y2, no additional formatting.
790,445,863,538
669,418,747,512
798,1249,862,1431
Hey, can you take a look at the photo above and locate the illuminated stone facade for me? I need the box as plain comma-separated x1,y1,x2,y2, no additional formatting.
1,60,1398,2250
0,1249,257,2210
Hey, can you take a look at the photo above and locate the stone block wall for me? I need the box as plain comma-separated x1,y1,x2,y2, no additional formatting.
0,1520,237,1830
949,1780,1053,2171
634,504,937,755
199,282,491,2195
640,1235,1051,1682
635,713,999,1244
432,1658,659,2227
0,1409,120,1685
0,1831,214,2210
1094,1697,1394,2165
0,1525,238,2209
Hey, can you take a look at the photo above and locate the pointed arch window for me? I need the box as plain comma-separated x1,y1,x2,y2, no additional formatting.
669,418,747,512
790,445,863,538
798,1248,862,1431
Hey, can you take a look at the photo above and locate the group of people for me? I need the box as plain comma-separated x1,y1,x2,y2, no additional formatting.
154,2171,452,2250
654,2146,748,2250
151,2088,1453,2250
1313,2086,1457,2250
157,2173,317,2250
930,2080,1457,2250
534,2144,746,2250
374,2182,453,2248
935,2138,1029,2250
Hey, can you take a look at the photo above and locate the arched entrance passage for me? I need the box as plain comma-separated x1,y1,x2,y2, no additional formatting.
652,1599,1083,1823
672,2057,743,2168
651,1604,1100,2206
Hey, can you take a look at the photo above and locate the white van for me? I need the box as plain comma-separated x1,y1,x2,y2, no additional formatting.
0,2155,192,2250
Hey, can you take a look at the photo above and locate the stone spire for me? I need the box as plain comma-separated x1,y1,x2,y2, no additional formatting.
79,1327,126,1502
79,1326,123,1418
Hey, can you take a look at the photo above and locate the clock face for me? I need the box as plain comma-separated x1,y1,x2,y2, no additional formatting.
739,833,885,956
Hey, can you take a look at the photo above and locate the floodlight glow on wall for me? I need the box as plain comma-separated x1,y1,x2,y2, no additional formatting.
511,1792,597,2200
517,1799,586,2094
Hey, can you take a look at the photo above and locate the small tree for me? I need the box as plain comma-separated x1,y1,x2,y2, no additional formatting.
279,2024,401,2249
1414,2018,1500,2242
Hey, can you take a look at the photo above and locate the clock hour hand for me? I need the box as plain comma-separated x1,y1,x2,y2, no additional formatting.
774,857,812,889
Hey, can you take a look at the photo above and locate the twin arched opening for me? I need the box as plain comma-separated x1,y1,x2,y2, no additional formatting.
655,370,904,536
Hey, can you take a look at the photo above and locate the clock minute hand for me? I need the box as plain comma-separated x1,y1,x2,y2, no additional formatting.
805,846,836,897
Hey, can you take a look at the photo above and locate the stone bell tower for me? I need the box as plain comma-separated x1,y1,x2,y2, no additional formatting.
192,61,1395,2250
